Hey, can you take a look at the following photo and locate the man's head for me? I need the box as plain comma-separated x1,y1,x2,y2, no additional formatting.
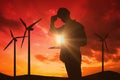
57,8,70,22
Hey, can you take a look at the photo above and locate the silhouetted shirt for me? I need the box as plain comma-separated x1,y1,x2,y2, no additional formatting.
50,20,87,62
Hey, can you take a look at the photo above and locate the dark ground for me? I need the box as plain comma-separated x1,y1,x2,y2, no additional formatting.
0,71,120,80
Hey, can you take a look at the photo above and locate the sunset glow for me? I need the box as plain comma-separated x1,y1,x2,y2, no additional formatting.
0,0,120,77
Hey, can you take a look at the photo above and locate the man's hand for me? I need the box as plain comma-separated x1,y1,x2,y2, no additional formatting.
51,15,57,23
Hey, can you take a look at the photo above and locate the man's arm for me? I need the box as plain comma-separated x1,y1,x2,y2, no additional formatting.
50,15,64,34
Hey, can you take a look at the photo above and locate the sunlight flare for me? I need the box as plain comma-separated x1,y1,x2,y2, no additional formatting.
56,35,65,44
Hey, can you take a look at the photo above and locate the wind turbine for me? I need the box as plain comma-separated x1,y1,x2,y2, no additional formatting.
95,33,109,72
19,18,42,76
4,29,26,77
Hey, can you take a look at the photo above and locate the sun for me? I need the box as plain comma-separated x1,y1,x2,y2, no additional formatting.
56,35,65,44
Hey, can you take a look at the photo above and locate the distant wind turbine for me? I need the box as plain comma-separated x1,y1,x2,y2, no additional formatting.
4,29,26,77
95,33,109,72
19,18,42,76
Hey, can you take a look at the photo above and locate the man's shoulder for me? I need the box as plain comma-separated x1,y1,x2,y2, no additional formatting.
72,20,84,29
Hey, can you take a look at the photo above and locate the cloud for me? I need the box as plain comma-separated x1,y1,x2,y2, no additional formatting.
35,54,47,62
35,53,59,62
0,15,20,27
0,14,22,36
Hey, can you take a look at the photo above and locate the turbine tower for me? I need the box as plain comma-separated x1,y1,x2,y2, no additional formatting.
20,18,42,76
95,33,109,72
4,29,26,77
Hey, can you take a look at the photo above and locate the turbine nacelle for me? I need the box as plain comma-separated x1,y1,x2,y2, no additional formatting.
27,27,34,31
13,38,17,41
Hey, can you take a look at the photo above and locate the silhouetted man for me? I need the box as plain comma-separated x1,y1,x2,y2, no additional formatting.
50,8,87,80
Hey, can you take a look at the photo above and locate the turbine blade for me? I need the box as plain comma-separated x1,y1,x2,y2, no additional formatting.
104,40,109,52
4,39,13,50
10,29,14,38
28,18,42,28
104,33,109,40
21,30,27,47
16,36,27,38
94,33,103,40
20,18,27,28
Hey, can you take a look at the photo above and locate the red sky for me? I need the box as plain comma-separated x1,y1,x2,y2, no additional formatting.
0,0,120,77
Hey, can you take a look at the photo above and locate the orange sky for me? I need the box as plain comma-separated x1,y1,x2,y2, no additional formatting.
0,0,120,77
